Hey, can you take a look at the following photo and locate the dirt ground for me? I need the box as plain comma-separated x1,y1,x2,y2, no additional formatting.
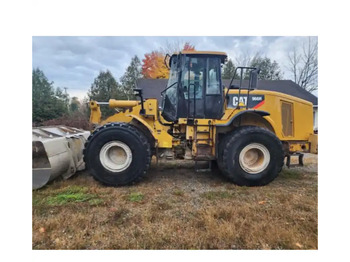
32,154,318,250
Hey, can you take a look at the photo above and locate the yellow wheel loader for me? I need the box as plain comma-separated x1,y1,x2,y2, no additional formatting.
84,51,317,187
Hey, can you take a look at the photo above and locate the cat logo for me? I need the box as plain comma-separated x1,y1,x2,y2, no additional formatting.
228,94,265,109
232,96,248,106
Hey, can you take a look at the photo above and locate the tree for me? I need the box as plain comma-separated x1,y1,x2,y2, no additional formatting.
234,51,254,68
80,96,91,119
222,59,236,79
247,55,283,80
142,42,196,79
160,41,196,54
120,56,142,99
88,70,123,118
55,87,70,109
69,97,81,113
287,37,318,92
32,68,68,123
183,42,195,51
141,51,169,79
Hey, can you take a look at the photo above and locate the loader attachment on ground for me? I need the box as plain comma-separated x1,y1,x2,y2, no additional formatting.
32,126,90,190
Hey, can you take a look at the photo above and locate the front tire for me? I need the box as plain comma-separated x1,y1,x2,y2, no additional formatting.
218,126,283,186
83,122,151,186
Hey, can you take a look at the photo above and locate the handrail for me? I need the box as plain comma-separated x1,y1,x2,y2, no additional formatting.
224,66,258,109
160,81,178,97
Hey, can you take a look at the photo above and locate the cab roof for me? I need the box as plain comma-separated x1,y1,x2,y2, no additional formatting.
171,50,227,63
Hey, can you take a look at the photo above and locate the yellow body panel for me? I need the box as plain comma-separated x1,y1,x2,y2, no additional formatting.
308,134,318,154
89,101,101,124
217,89,314,142
89,89,316,154
95,99,174,148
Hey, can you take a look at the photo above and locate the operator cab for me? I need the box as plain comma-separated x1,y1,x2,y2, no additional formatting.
161,51,227,122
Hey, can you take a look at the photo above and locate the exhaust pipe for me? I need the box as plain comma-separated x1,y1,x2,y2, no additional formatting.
32,126,90,190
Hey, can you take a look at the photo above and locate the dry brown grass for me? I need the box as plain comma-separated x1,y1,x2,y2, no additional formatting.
32,154,318,250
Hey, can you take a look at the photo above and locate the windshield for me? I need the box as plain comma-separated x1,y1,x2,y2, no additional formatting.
167,56,178,88
161,56,178,118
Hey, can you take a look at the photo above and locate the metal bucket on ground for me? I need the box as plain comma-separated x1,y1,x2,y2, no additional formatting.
32,126,90,190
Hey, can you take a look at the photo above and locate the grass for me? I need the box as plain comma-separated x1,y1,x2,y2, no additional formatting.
200,191,232,200
127,192,144,202
279,168,303,179
33,156,318,250
33,186,103,206
172,189,185,196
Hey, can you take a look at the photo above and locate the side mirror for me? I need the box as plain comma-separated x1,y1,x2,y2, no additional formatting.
164,54,171,69
133,88,143,97
249,68,260,89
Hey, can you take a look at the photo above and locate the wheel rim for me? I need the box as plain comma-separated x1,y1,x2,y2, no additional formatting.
239,143,270,174
99,141,132,173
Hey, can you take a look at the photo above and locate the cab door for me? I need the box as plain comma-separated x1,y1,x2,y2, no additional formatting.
204,57,223,119
161,56,179,122
179,56,206,119
178,56,223,119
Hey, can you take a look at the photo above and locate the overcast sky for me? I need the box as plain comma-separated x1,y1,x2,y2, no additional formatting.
32,36,317,99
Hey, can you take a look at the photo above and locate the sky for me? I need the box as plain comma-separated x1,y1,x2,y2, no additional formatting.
32,36,317,100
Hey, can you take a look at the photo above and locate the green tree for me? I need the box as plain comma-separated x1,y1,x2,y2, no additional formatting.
69,96,81,113
55,87,70,110
32,68,68,123
247,56,283,80
88,70,122,118
222,59,236,79
120,56,142,99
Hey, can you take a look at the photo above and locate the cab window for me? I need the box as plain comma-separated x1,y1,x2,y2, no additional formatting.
181,57,205,99
206,58,221,95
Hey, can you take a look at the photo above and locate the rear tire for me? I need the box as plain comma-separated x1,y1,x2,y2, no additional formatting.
218,126,283,186
83,122,151,186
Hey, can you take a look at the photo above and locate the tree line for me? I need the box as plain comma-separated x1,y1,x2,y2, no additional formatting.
32,39,317,124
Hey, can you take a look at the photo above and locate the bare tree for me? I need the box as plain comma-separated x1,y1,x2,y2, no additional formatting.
160,40,185,55
287,37,318,92
234,51,256,67
160,40,196,55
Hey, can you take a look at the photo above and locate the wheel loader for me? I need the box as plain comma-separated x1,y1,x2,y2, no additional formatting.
84,50,318,187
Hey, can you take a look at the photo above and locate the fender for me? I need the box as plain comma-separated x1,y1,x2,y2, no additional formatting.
125,114,155,135
261,115,277,134
216,110,270,127
126,114,174,148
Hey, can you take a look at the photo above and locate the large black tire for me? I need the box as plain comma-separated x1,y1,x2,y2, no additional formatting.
83,122,151,186
218,126,284,186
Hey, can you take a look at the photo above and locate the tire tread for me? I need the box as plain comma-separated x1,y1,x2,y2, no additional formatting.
219,126,284,186
83,122,151,186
